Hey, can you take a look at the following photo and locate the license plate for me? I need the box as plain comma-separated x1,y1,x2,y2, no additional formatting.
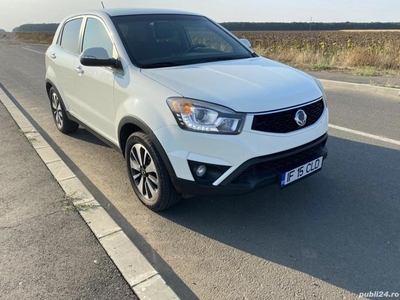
281,157,323,187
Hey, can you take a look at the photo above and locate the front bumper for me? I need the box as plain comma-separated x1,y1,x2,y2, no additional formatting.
173,133,328,195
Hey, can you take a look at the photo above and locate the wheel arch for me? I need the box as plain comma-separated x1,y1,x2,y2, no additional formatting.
45,79,56,99
118,116,179,187
46,82,69,112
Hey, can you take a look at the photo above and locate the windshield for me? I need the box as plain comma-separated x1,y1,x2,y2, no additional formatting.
112,14,253,68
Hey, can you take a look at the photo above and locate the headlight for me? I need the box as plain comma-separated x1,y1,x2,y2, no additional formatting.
167,98,245,134
313,77,328,107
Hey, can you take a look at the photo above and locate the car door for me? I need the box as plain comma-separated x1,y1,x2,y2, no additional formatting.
50,17,83,113
73,16,117,143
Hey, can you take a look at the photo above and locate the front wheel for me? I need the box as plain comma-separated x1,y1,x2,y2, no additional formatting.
125,132,181,211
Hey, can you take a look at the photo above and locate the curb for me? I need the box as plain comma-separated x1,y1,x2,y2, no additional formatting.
0,90,180,300
319,79,400,98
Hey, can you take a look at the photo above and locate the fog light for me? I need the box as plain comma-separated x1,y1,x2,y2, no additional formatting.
188,160,230,184
195,165,207,177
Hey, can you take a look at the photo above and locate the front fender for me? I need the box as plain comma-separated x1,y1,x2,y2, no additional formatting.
117,115,179,188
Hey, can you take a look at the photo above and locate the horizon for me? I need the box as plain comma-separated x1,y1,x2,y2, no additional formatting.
0,0,398,31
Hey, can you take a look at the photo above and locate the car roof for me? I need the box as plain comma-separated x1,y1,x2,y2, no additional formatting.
108,8,201,16
71,8,202,18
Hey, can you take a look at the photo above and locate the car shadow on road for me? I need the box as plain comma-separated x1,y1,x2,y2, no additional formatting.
67,127,111,148
160,136,400,295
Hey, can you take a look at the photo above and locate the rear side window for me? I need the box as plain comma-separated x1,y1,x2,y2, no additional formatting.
60,18,83,54
82,18,114,58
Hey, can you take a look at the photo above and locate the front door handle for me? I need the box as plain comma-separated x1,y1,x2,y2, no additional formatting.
74,66,84,75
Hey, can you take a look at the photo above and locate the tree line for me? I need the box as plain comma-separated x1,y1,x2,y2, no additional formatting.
221,22,400,31
13,23,59,32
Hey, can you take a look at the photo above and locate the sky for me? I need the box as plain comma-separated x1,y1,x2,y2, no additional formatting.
0,0,398,31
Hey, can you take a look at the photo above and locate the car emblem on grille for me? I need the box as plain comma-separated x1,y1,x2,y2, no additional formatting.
294,109,307,127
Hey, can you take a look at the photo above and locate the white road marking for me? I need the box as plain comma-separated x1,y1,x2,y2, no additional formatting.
329,124,400,146
22,47,45,55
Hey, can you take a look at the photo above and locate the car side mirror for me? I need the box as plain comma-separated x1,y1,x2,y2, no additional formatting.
80,47,119,68
239,38,252,49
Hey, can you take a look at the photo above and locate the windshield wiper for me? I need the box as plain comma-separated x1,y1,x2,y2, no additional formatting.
141,62,182,68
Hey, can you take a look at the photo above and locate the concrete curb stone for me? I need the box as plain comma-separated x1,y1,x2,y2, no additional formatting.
320,79,400,99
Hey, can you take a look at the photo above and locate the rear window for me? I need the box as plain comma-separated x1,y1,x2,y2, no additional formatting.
60,18,83,54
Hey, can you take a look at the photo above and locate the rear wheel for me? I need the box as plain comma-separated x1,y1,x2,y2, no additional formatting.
125,132,181,211
49,87,79,133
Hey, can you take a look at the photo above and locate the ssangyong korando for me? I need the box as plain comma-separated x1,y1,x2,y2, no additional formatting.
45,8,328,211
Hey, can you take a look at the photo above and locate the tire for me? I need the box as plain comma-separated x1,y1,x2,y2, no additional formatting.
125,132,182,211
49,87,79,133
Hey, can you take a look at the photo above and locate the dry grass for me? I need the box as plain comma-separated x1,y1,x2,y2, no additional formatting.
234,30,400,75
11,30,400,75
15,32,54,44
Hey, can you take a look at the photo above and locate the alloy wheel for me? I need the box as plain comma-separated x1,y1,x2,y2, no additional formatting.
129,143,160,203
51,92,63,129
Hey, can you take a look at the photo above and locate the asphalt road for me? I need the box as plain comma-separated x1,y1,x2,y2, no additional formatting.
0,101,136,300
1,39,399,300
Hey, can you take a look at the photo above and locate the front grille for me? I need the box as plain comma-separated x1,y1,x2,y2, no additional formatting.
232,144,320,184
251,99,324,133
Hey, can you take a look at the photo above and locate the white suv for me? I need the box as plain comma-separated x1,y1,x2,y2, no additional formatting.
45,8,328,211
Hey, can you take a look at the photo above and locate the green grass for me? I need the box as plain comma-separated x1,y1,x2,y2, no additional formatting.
350,66,380,76
60,193,97,213
310,62,335,71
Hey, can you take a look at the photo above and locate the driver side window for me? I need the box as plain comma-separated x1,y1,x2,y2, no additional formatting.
186,26,233,53
82,18,115,58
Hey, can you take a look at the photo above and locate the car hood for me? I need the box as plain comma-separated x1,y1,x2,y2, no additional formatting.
141,57,322,113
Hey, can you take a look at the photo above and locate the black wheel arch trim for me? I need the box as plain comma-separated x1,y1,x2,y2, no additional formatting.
118,116,180,192
45,79,57,96
46,81,70,118
45,79,56,98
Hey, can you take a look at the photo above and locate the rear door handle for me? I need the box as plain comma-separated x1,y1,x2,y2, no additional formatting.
74,66,84,75
49,53,56,59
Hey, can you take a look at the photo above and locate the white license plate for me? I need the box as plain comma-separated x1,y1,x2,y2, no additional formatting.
281,157,323,187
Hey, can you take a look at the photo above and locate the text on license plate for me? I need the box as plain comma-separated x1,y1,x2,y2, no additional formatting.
281,157,323,186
